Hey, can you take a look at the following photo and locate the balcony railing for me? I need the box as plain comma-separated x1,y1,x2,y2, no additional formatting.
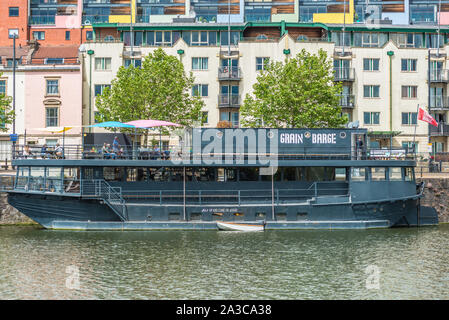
334,68,355,81
218,94,241,107
430,69,449,82
338,94,355,108
218,67,242,80
429,96,449,110
430,123,449,137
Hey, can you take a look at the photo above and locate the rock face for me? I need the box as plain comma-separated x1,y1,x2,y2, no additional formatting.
0,193,34,224
417,178,449,223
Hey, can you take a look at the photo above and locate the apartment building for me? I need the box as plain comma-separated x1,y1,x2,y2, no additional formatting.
78,21,449,155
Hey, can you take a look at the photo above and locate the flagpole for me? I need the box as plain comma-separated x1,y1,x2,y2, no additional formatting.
412,104,419,159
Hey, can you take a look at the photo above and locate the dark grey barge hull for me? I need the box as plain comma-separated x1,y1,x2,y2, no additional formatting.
7,192,438,230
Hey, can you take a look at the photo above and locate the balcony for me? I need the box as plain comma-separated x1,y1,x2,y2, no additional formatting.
338,94,355,108
429,96,449,110
218,67,242,81
430,70,449,83
334,68,355,82
218,94,241,108
430,123,449,137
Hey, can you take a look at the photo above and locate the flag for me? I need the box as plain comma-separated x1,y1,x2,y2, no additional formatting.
418,107,438,127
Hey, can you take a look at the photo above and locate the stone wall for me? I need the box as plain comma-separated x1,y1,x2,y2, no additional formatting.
417,178,449,223
0,193,34,224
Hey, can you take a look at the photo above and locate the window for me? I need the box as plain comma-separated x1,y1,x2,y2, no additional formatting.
33,31,45,40
401,59,417,72
402,141,418,153
8,29,18,39
46,79,59,95
363,58,379,71
95,58,111,71
362,33,379,47
94,84,111,96
124,59,141,68
0,80,6,95
46,107,59,127
401,86,418,99
404,167,414,182
256,57,269,71
371,168,386,181
45,58,64,65
392,33,423,48
402,112,418,125
351,168,366,181
65,31,70,40
9,7,19,17
363,85,380,98
364,112,380,125
192,84,208,97
86,31,93,41
192,57,208,70
389,168,403,181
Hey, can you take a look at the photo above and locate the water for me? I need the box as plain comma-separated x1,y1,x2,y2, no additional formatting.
0,225,448,300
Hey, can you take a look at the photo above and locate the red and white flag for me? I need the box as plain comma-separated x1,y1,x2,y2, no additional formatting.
418,107,438,127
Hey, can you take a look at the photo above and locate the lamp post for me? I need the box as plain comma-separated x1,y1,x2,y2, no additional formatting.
87,50,95,134
12,33,17,160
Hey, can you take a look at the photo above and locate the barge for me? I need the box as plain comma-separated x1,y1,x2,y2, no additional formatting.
0,128,438,230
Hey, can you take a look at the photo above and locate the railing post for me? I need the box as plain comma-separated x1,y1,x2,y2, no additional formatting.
159,190,162,205
315,183,317,198
238,190,241,206
199,190,202,205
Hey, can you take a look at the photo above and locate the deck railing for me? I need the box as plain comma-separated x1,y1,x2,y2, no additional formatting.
4,144,417,162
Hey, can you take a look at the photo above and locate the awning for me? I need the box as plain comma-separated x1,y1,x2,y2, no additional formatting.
368,131,402,139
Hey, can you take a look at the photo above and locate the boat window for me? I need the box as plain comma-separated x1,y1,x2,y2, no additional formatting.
197,167,215,182
168,168,184,182
256,212,266,221
284,167,301,181
234,212,244,221
276,213,287,221
16,167,29,189
306,167,335,181
404,167,415,181
63,167,80,193
29,167,45,191
371,167,386,181
351,167,366,181
190,212,201,221
126,168,146,182
169,212,181,221
239,167,259,181
217,168,237,182
389,167,403,181
103,167,123,182
335,168,347,181
46,167,62,192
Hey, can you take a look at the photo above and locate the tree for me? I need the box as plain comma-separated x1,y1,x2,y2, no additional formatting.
240,49,347,128
0,73,14,132
95,48,204,128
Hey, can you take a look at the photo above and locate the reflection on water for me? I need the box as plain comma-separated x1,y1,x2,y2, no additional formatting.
0,225,448,299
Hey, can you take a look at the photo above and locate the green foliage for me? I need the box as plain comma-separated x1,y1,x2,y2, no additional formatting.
95,48,204,130
240,49,348,129
0,73,14,132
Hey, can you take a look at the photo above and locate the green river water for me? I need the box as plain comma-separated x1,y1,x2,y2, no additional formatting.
0,224,448,299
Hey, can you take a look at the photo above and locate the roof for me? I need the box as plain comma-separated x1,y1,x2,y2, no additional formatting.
32,45,79,59
31,45,80,65
0,46,30,60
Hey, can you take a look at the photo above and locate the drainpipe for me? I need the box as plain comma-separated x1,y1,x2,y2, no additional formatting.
387,51,394,133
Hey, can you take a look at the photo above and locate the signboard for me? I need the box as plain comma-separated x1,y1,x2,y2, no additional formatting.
192,128,367,157
9,134,18,142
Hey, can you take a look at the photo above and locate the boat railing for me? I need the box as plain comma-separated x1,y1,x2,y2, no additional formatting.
120,184,349,205
7,144,416,162
81,179,128,221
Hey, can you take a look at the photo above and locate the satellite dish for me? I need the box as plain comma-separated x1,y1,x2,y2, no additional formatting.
347,121,360,129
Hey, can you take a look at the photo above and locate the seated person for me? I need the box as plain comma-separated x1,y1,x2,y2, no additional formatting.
23,145,33,159
55,143,63,159
40,144,49,159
